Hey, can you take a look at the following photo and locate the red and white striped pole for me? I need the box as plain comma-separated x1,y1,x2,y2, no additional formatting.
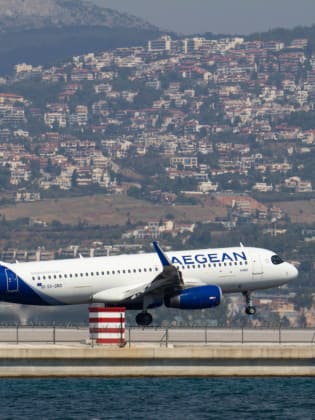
89,305,126,346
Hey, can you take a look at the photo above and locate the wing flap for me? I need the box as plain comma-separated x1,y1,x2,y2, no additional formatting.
92,281,150,303
91,242,183,304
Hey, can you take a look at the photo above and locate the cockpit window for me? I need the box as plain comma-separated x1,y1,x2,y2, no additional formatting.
271,254,283,265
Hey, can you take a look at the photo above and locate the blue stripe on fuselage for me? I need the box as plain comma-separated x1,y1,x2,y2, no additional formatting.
0,264,63,305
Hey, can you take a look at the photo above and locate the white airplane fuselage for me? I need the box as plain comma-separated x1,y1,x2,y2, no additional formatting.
0,245,298,307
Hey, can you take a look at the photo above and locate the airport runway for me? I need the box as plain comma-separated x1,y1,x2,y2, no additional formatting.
0,326,314,346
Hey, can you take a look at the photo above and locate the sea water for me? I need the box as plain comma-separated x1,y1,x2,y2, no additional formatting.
0,377,314,419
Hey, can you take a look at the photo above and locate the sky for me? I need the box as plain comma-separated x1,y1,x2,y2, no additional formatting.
93,0,315,35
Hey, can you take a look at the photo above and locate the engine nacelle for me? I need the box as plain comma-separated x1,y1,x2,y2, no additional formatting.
164,285,222,309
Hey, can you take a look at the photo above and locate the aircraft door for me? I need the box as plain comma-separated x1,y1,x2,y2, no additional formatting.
5,269,19,293
251,253,263,281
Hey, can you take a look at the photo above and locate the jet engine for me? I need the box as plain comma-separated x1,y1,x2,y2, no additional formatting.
164,285,221,309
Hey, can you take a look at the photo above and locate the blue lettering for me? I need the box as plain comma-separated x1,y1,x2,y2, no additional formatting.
171,256,182,265
222,252,233,262
195,254,207,264
172,250,247,265
208,253,220,263
233,251,247,261
182,255,194,265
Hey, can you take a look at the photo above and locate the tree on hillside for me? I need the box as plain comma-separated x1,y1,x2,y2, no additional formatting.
0,164,10,190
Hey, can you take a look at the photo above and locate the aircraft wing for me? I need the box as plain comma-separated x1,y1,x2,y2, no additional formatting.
92,242,183,304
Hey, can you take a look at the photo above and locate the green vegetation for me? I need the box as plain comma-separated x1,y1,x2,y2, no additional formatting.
0,217,125,250
0,26,161,75
286,110,315,130
0,165,10,190
2,79,65,108
247,24,315,50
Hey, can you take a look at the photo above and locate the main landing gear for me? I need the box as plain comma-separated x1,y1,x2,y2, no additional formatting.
136,293,155,326
136,311,153,326
243,291,256,315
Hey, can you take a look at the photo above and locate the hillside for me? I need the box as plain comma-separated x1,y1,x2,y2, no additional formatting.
0,0,157,31
247,24,315,49
0,0,160,75
0,26,161,75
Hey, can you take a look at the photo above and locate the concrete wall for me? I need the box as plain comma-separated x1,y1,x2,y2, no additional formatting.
0,344,314,377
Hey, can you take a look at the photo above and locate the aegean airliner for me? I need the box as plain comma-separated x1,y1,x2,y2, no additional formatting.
0,242,298,325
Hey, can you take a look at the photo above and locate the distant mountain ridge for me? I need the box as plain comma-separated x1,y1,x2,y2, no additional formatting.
0,0,161,75
0,0,158,32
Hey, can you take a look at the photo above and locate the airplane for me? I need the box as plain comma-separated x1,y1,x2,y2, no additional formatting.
0,242,298,326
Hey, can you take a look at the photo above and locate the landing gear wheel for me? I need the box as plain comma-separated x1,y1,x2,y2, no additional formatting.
136,311,153,326
245,306,256,315
243,291,256,316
